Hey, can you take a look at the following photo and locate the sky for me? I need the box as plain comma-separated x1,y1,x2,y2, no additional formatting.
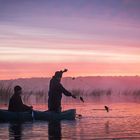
0,0,140,79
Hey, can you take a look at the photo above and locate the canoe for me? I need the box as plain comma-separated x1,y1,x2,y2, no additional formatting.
0,109,76,122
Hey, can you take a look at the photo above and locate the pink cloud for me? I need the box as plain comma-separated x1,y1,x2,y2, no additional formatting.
0,61,140,80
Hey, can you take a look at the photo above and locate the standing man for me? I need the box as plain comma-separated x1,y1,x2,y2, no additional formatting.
48,69,75,112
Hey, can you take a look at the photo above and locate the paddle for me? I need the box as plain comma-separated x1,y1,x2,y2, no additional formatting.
32,111,35,121
30,106,35,121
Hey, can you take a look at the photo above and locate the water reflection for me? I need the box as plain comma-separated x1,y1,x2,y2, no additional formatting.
9,123,23,140
105,121,110,134
48,121,61,140
1,102,140,139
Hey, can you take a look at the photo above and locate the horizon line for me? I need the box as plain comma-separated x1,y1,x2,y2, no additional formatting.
0,75,140,81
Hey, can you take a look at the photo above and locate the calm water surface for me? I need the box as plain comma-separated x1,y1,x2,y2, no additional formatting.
1,99,140,140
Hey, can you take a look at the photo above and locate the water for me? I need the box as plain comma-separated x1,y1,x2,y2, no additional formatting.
1,99,140,140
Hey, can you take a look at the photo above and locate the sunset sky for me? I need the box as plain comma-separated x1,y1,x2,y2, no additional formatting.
0,0,140,79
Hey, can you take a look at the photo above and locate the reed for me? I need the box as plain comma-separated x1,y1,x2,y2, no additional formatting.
22,90,48,103
71,89,84,97
122,89,140,96
0,83,13,103
70,88,112,97
89,89,112,96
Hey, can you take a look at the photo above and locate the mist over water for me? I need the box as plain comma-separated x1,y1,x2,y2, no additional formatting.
1,76,140,104
0,77,140,139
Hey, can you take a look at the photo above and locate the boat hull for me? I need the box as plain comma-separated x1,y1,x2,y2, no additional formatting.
0,109,76,122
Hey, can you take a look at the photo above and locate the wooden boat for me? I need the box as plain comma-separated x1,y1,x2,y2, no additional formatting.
0,109,76,122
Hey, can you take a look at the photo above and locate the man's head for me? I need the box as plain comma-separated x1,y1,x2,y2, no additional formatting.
54,71,63,78
14,85,22,95
54,71,63,81
53,69,68,81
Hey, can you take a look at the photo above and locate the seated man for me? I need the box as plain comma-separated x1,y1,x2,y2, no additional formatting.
8,85,33,112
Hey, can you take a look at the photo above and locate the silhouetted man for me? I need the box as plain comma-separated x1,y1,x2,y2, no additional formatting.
48,69,75,112
8,85,33,112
